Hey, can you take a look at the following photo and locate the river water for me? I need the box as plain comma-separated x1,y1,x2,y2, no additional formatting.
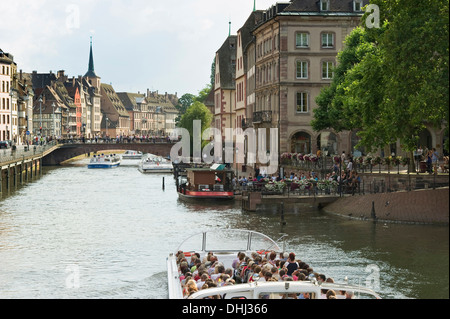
0,157,448,299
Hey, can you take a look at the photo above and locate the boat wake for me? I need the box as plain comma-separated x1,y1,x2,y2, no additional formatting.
83,271,168,299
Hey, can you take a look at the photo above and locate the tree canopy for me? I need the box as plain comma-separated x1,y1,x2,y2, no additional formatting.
312,0,449,153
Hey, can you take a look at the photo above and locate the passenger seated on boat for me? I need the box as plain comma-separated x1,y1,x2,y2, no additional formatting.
210,264,225,282
285,253,299,276
184,279,198,298
196,273,210,289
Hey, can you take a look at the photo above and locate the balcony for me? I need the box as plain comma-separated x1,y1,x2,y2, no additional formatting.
252,111,272,124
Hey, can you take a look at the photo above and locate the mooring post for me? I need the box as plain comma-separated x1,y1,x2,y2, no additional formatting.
162,177,165,190
280,202,286,226
371,201,377,220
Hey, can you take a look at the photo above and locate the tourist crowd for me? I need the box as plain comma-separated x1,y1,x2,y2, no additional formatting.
176,250,355,299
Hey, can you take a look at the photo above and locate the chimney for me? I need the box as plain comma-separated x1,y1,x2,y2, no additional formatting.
57,70,65,78
147,88,150,98
20,69,22,80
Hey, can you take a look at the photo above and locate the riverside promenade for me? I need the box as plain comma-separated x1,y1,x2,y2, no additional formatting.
0,142,58,196
238,159,449,225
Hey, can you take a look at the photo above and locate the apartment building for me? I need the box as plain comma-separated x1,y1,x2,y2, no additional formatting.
251,0,366,157
0,49,16,142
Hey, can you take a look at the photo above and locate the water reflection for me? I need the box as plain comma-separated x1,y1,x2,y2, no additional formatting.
0,163,448,299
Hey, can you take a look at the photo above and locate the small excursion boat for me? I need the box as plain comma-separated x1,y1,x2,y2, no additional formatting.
176,164,234,202
121,150,143,160
167,229,382,300
88,154,121,169
138,154,173,173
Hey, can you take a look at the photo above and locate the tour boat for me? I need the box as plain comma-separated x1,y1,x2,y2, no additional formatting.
121,150,143,160
167,229,382,300
176,164,235,202
88,154,121,169
138,154,173,173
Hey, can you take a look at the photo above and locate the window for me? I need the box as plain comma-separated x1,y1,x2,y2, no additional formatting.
296,33,309,48
320,0,330,11
354,0,363,11
322,33,334,48
322,61,334,79
296,61,308,79
296,92,308,113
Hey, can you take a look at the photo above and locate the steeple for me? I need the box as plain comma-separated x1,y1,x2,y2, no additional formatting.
253,0,256,11
85,37,98,78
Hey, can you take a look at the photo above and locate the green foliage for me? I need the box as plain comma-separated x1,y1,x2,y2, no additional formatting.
175,93,195,125
178,101,213,151
313,0,449,153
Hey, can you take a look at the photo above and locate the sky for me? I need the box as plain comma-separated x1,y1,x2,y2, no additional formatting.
0,0,279,97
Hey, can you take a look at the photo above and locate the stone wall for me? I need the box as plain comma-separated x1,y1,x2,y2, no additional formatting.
322,187,449,225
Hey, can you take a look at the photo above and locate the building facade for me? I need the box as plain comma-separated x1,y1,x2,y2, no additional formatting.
249,0,366,162
0,49,15,142
100,83,130,137
214,35,237,138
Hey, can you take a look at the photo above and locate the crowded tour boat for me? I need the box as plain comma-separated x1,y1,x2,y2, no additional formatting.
121,150,143,160
176,164,235,202
167,229,381,299
88,154,121,169
138,154,173,173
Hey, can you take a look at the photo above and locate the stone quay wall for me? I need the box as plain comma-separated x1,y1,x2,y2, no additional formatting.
322,187,449,225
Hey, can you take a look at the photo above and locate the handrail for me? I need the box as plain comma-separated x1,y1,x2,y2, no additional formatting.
175,229,282,254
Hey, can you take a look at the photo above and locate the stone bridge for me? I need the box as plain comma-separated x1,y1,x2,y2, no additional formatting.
42,142,176,165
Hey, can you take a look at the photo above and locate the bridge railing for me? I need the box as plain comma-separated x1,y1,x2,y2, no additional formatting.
57,137,177,145
0,141,58,165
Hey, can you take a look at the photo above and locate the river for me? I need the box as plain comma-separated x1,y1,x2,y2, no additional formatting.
0,157,448,299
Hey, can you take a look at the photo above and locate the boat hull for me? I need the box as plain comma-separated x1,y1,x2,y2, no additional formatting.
177,190,235,202
138,167,173,174
88,163,120,169
121,156,143,160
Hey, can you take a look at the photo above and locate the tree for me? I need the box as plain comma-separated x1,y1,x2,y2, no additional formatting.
175,93,195,126
312,0,449,163
195,84,212,104
178,101,213,153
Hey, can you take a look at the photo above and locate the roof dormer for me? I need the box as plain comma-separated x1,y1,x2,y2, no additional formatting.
320,0,330,11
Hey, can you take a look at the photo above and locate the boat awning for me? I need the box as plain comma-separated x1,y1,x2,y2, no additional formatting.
210,164,226,171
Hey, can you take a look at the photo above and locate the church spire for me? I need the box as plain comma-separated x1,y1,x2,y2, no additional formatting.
253,0,256,11
85,36,98,78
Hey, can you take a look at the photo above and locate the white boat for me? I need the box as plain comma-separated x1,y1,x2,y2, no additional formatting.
121,150,143,160
167,229,381,299
138,155,173,173
88,154,121,169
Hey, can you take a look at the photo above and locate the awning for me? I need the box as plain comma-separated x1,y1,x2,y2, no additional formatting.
210,164,226,171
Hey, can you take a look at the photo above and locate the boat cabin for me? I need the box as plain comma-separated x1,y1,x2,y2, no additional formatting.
180,164,234,193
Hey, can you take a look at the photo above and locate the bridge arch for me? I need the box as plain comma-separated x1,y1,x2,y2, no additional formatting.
42,143,175,165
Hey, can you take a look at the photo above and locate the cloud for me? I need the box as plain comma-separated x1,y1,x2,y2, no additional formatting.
1,0,278,94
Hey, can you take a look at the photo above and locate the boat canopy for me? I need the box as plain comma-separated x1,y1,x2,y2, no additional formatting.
175,229,283,255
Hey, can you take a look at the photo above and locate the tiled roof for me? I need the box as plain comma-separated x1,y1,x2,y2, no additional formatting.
217,36,237,89
117,92,146,111
283,0,369,13
101,84,129,117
